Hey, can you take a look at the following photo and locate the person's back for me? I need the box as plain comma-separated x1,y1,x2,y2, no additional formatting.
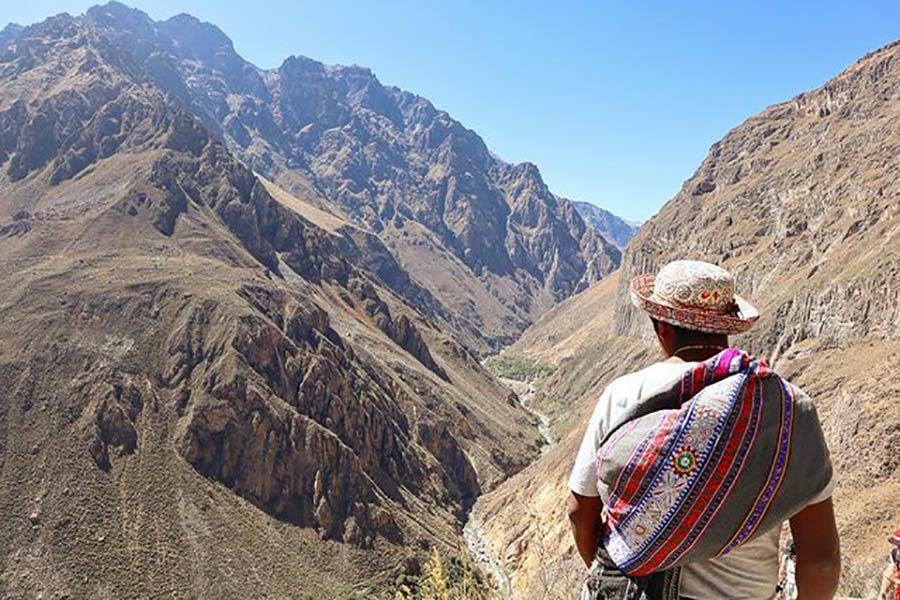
566,260,841,600
570,362,832,598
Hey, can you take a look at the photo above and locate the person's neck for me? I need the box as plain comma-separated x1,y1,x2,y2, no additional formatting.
665,341,729,363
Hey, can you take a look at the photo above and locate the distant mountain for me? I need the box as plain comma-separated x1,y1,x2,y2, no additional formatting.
474,38,900,599
571,200,639,248
0,5,584,597
0,23,22,47
80,1,621,352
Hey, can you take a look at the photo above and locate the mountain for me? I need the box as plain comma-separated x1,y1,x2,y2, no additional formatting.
571,200,638,248
472,40,900,598
0,23,22,47
79,1,621,353
0,9,570,598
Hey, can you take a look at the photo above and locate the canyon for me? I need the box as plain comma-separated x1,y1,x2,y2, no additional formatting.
1,3,898,599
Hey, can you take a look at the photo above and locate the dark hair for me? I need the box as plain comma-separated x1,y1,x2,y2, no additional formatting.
650,318,725,341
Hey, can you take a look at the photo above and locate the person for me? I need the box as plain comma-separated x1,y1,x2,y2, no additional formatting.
567,260,841,599
778,540,797,599
880,530,900,600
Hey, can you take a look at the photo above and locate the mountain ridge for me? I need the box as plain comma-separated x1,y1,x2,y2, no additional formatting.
73,0,626,352
571,199,639,248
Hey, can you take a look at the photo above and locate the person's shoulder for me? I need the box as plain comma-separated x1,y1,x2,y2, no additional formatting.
613,361,689,385
599,361,691,401
597,365,652,400
765,368,810,400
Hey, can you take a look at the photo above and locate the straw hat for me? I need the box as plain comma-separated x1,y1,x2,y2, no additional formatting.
630,260,759,335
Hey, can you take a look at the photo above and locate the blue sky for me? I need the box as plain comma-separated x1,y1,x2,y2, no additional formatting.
6,1,900,221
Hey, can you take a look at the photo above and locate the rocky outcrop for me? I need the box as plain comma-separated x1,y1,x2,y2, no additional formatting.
346,277,449,379
0,23,22,47
85,379,145,471
417,420,480,510
331,223,451,323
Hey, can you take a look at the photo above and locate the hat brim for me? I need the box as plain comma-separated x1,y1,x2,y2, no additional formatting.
890,532,900,546
630,274,759,335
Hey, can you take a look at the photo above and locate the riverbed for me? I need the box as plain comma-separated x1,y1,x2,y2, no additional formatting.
461,374,557,598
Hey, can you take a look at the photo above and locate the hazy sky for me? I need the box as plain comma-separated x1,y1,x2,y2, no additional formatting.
6,1,900,220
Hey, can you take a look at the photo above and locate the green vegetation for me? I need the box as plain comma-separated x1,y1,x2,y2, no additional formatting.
484,352,555,385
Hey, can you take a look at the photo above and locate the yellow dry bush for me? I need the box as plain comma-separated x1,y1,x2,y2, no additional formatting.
420,548,450,600
387,546,492,600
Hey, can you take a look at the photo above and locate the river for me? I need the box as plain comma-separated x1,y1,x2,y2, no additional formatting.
461,373,556,598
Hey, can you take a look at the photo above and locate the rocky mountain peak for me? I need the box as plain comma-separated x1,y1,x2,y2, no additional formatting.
0,23,23,47
85,1,154,30
572,200,639,248
274,54,401,129
159,13,237,61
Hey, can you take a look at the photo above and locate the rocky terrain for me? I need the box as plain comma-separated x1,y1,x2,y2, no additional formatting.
8,3,897,599
474,39,900,598
75,1,623,353
0,8,615,597
572,200,639,249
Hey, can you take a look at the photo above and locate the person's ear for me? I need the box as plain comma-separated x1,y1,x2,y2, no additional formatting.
653,320,677,355
655,320,672,342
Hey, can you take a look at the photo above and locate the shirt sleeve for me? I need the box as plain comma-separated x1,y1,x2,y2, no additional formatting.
568,386,613,497
790,383,835,507
807,474,834,505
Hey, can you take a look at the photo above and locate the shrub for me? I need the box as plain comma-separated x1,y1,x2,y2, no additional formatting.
484,352,554,385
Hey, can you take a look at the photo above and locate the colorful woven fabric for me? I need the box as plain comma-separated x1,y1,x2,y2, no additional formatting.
594,349,831,577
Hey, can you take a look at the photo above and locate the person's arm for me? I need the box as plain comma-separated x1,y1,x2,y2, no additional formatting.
568,491,602,567
789,497,841,599
881,563,895,600
566,386,615,568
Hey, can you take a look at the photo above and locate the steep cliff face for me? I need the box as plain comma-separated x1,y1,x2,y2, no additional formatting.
0,14,544,598
474,40,900,599
572,200,639,249
615,42,900,347
79,1,622,351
